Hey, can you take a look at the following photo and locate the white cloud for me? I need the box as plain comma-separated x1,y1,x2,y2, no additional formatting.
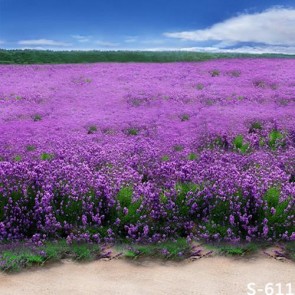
164,7,295,46
95,40,119,47
18,39,71,46
143,45,295,55
124,36,138,43
72,35,92,43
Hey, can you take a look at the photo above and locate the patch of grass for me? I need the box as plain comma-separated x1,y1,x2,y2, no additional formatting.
195,83,204,90
188,153,197,160
0,250,45,272
26,145,36,151
173,144,184,152
175,182,198,217
40,152,54,161
14,155,22,161
180,114,190,122
32,114,42,122
87,125,98,134
285,242,295,260
249,121,262,133
210,69,220,77
233,135,249,154
263,187,291,235
0,241,101,272
268,130,284,150
161,155,170,162
125,128,139,136
207,243,258,256
121,238,191,260
115,187,142,228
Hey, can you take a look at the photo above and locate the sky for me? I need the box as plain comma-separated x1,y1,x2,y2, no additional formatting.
0,0,295,54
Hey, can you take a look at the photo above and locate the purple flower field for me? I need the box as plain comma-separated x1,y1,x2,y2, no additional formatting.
0,59,294,244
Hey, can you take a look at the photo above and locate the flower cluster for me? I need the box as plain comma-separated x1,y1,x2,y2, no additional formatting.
0,59,294,243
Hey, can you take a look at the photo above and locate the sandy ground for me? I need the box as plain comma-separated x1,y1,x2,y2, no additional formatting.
0,257,294,295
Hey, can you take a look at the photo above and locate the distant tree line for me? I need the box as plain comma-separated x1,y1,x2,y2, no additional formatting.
0,49,294,64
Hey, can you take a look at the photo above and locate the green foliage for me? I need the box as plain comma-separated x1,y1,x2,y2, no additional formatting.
173,144,184,152
209,243,258,256
263,187,293,235
122,238,190,260
116,187,142,227
0,241,101,272
264,187,280,208
2,49,293,65
285,242,295,260
1,250,44,271
233,135,249,154
175,182,198,216
87,125,98,134
126,128,139,136
180,114,190,121
249,121,262,133
161,155,170,162
26,145,36,151
188,153,197,160
53,196,83,225
71,243,96,260
196,83,204,90
42,240,69,261
268,130,284,150
40,152,54,160
32,114,42,122
117,187,133,208
210,69,220,77
14,155,22,161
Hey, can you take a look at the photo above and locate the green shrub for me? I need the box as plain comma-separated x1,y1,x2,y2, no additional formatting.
268,130,284,150
40,153,54,160
233,135,249,154
32,114,42,121
210,69,220,77
87,125,97,134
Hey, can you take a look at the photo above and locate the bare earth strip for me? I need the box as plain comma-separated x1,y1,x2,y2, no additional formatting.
0,257,294,295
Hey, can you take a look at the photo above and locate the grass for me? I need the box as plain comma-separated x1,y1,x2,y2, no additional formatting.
249,121,262,133
195,83,204,90
26,145,36,151
180,114,190,122
125,128,139,136
210,69,220,77
119,238,191,260
87,125,98,134
268,130,284,150
0,240,101,272
32,114,42,122
285,242,295,261
233,135,249,154
206,243,259,256
40,152,54,160
0,239,293,272
1,49,295,65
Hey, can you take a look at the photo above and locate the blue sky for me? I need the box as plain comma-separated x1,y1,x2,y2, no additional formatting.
0,0,295,53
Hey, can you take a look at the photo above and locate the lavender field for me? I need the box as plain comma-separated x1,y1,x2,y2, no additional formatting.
0,58,294,245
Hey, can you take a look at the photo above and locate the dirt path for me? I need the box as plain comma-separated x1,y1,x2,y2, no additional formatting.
0,257,294,295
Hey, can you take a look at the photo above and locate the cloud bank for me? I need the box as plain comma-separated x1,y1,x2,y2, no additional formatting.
18,39,71,46
164,7,295,53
